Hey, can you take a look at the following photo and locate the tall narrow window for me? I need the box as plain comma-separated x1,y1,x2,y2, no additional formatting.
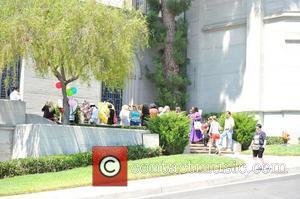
101,84,123,117
0,59,21,99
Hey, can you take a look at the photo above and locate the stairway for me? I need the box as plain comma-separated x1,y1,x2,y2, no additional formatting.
189,143,217,154
189,143,234,154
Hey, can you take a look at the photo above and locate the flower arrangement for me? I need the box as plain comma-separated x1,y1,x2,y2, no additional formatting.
282,131,290,144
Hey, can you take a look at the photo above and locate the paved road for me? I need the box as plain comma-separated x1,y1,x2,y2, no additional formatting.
143,174,300,199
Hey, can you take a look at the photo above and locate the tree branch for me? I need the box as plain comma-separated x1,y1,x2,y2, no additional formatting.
66,75,79,84
52,69,63,82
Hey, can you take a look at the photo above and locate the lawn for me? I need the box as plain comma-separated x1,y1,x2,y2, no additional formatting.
242,144,300,156
0,154,244,196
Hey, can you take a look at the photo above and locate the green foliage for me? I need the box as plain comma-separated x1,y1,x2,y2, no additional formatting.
232,113,257,150
166,0,192,16
72,123,147,130
0,0,148,88
0,146,161,179
146,0,191,109
266,136,284,145
0,0,149,123
147,112,190,155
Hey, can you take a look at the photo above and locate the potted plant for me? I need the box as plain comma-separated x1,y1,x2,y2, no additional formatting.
282,131,290,145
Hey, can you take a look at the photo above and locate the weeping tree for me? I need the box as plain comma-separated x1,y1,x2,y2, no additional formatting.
0,0,148,124
146,0,191,109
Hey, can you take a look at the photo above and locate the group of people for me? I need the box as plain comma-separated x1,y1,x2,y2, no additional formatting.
189,107,267,164
119,104,181,126
41,100,182,127
189,108,235,153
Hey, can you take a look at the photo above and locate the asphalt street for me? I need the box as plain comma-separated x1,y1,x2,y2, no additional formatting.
143,174,300,199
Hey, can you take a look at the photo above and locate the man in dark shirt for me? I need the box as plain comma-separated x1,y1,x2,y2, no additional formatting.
107,104,115,125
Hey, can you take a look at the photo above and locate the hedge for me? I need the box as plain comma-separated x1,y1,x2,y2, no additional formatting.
70,123,147,130
147,112,190,155
0,146,161,179
266,136,284,145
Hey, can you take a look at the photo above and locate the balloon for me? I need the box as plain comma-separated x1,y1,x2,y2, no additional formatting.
67,89,73,96
71,87,77,95
55,82,62,89
68,98,77,108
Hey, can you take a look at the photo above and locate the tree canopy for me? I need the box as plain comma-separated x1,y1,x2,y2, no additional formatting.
0,0,148,88
0,0,148,123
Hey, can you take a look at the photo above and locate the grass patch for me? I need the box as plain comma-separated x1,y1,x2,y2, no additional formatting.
242,144,300,156
0,154,243,196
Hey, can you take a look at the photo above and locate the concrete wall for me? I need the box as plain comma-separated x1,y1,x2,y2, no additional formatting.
11,124,159,159
257,111,300,144
122,49,156,106
186,0,300,141
0,100,26,125
186,0,247,113
186,0,300,112
0,125,14,161
21,58,101,115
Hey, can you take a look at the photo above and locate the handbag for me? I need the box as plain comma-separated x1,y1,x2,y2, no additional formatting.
251,144,260,150
194,121,202,130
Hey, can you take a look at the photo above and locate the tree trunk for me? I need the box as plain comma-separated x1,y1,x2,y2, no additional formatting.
161,0,179,76
61,82,70,125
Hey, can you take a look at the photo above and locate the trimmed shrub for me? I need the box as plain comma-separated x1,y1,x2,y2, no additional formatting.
71,123,147,130
266,136,284,145
147,112,190,155
0,146,160,179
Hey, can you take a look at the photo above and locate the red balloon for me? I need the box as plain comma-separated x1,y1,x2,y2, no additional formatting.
55,82,62,89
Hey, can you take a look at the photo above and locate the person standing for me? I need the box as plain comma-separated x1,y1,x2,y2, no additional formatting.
9,87,21,101
107,104,115,125
130,105,141,126
175,107,181,114
220,111,235,151
149,103,159,118
141,104,150,126
119,105,130,126
89,104,99,125
41,101,55,121
189,107,203,144
250,124,267,166
209,116,221,154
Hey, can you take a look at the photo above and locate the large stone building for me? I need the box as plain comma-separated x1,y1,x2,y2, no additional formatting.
1,0,300,142
186,0,300,142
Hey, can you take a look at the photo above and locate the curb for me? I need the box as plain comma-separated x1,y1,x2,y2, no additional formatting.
85,167,300,199
2,167,300,199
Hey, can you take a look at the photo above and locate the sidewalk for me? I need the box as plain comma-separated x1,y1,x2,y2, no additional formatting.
2,155,300,199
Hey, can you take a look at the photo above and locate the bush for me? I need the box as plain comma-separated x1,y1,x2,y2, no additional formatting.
147,112,190,155
266,136,284,145
0,146,160,179
71,123,147,130
216,112,257,150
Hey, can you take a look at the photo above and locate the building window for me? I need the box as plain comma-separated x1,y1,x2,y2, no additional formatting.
101,84,123,117
133,0,147,13
0,60,21,99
